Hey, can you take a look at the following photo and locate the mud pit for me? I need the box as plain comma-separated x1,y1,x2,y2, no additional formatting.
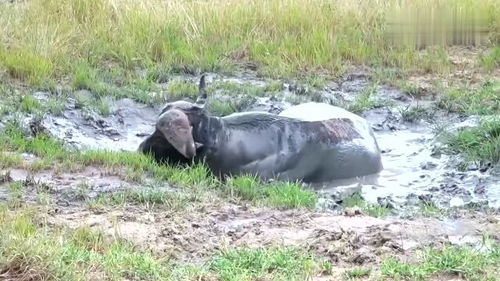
10,70,499,210
1,70,499,272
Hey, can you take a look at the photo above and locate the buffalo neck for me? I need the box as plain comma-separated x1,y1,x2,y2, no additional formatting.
192,114,223,148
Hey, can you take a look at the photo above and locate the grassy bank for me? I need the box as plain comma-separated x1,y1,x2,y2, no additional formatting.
0,0,498,87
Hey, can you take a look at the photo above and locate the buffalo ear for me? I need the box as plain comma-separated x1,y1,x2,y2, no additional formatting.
156,109,196,159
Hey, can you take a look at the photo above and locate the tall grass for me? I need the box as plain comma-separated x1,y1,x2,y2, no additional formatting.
0,0,498,86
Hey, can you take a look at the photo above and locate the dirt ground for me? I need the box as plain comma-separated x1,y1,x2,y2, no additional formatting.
45,201,500,264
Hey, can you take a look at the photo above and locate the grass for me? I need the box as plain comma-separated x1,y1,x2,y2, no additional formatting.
480,47,500,71
0,0,497,86
346,84,388,114
0,152,22,169
166,77,199,101
225,175,318,209
97,97,111,116
438,80,500,115
207,95,256,116
344,267,371,279
399,103,431,122
0,208,331,281
418,201,443,218
208,81,269,97
210,246,331,281
0,208,172,280
441,117,500,167
341,193,391,218
0,121,318,209
381,243,500,280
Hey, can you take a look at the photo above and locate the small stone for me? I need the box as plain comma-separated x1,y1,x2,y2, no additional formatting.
377,197,396,209
449,197,465,208
474,182,486,195
420,161,437,170
479,163,491,173
466,163,479,171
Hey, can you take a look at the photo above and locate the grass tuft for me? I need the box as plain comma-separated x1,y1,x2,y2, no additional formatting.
438,80,500,115
381,244,500,280
166,78,199,101
225,175,317,209
0,152,23,169
419,200,443,218
344,267,371,279
480,47,500,71
441,118,500,166
210,246,329,281
347,84,387,114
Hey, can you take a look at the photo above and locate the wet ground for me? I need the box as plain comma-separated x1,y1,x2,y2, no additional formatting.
4,69,498,211
1,69,499,274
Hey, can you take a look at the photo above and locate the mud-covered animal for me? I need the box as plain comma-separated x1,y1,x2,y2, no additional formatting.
139,76,383,182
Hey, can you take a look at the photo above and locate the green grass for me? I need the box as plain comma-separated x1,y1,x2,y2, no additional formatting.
0,208,172,280
206,95,256,116
19,94,43,113
207,99,238,116
166,77,199,101
399,103,430,122
0,122,318,209
418,201,443,218
225,175,317,209
342,193,391,217
441,118,500,167
0,152,22,169
210,246,330,281
381,243,500,280
46,97,66,115
1,0,497,86
480,47,500,71
264,80,284,92
344,267,371,279
97,97,111,116
0,208,331,281
71,62,162,105
208,81,268,97
0,48,53,87
346,84,388,114
438,80,500,115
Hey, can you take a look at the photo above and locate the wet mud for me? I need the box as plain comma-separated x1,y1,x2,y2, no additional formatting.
3,70,497,211
46,202,499,264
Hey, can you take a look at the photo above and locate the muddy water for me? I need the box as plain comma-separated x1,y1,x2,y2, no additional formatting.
14,73,500,211
316,115,500,210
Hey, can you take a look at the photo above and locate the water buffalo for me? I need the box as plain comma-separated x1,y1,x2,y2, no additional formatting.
139,76,383,182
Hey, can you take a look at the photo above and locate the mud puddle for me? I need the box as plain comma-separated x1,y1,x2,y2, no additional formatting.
4,70,499,211
316,109,500,210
